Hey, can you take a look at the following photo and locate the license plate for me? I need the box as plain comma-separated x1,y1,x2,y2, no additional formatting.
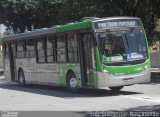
124,78,133,82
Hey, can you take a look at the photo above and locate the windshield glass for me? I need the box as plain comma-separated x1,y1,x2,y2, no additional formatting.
98,29,148,65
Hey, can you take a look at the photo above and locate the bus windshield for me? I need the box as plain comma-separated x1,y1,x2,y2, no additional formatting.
98,29,148,65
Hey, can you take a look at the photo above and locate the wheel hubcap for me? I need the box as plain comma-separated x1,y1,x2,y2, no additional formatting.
70,77,77,88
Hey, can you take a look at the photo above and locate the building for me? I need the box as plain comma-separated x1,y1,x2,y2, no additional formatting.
0,24,2,38
0,24,3,53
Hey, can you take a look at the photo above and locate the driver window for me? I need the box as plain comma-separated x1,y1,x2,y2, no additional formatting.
104,38,112,56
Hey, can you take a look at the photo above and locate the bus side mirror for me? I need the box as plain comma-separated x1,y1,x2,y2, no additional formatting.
97,34,104,45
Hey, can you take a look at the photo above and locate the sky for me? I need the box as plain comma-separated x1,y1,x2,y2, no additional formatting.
1,24,6,33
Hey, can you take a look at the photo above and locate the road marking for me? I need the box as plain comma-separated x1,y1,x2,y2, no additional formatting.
123,95,160,103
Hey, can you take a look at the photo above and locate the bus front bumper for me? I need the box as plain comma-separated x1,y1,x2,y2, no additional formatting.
97,68,151,89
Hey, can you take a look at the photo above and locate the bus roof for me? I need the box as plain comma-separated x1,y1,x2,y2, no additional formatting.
3,20,93,42
3,17,141,42
93,17,140,22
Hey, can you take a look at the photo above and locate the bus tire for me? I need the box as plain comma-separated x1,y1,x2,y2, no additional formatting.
67,72,79,92
18,70,26,86
109,86,124,92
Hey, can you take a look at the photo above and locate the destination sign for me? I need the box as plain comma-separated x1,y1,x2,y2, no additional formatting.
94,19,142,29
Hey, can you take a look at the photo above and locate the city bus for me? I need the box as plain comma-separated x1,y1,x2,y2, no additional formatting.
2,17,150,92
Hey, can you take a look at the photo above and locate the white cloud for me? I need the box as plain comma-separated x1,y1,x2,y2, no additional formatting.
1,24,6,33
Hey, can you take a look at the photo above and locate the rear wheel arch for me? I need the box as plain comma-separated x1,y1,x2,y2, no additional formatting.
18,68,23,76
18,68,25,85
66,69,76,85
66,69,75,78
66,69,79,92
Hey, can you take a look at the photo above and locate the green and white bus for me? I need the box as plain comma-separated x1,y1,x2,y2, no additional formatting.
3,17,150,92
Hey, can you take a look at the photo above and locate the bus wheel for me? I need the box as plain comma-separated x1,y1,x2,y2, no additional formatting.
67,72,79,92
109,86,124,92
18,70,25,86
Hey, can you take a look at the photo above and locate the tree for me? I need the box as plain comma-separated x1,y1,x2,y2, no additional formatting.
0,0,36,33
0,0,62,33
0,0,160,37
3,28,14,36
31,0,62,29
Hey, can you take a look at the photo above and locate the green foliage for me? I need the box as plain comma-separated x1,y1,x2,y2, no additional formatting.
0,38,2,45
3,29,14,36
154,19,160,32
0,0,160,44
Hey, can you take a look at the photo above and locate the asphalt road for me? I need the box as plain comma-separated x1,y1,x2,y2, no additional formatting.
0,75,160,116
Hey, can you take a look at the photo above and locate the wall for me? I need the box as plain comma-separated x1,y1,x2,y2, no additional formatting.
0,46,3,69
150,52,160,68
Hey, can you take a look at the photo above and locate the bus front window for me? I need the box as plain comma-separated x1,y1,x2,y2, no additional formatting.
98,29,148,65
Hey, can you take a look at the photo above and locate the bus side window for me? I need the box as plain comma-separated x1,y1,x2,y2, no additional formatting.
56,35,66,62
37,37,46,63
67,32,78,62
46,36,56,63
16,40,25,58
26,39,35,58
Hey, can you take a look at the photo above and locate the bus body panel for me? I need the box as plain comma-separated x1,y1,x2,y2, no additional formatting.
96,56,150,88
97,67,150,88
37,63,59,85
102,59,150,75
56,21,93,32
16,58,59,85
4,58,11,81
26,58,38,84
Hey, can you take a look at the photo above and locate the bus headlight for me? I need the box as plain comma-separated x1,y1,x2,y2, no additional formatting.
143,65,149,71
103,69,111,74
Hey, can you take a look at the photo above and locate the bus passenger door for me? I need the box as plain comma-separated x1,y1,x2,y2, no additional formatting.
8,43,16,81
79,33,95,86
